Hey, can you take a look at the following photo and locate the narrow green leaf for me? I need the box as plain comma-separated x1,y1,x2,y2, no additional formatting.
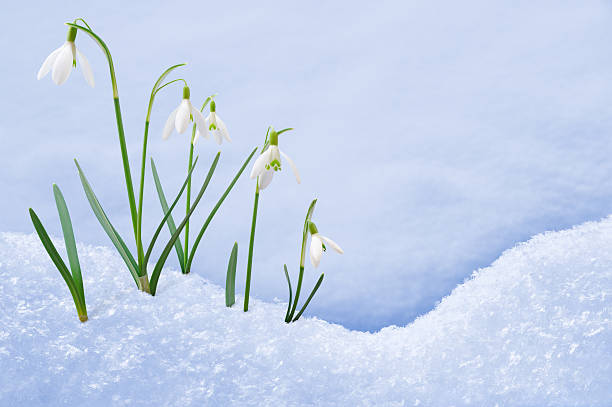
145,156,199,266
225,242,238,307
29,208,85,318
52,184,85,311
149,152,221,295
283,264,293,322
186,147,258,273
150,157,185,272
74,159,140,285
292,273,325,322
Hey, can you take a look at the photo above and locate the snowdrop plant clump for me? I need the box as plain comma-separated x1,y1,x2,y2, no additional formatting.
31,17,343,325
33,18,256,298
243,127,301,311
284,199,343,322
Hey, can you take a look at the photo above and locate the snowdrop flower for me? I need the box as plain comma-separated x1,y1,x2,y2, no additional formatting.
37,27,94,87
249,127,300,190
308,221,343,268
163,86,207,143
197,100,231,145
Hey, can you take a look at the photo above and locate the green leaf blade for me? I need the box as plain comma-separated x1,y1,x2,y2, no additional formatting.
52,184,85,310
186,147,258,273
283,264,293,322
29,208,85,319
149,152,221,295
145,156,199,266
75,160,140,285
226,243,238,307
292,273,325,322
150,157,185,272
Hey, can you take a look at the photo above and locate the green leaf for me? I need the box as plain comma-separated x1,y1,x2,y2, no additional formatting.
74,159,140,285
52,184,85,311
149,152,221,295
276,127,293,136
292,273,324,322
150,158,185,272
225,242,238,307
186,147,258,273
145,156,199,266
29,208,85,318
283,264,293,322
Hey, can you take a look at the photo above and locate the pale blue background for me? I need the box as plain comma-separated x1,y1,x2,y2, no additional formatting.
2,1,612,331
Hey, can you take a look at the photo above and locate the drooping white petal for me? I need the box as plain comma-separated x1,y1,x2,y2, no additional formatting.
51,42,74,85
216,115,232,142
258,168,274,190
191,105,208,143
309,235,323,268
280,150,301,184
162,106,179,140
318,235,344,254
37,46,63,80
250,148,272,179
194,129,210,145
76,48,95,87
175,100,191,134
212,129,223,145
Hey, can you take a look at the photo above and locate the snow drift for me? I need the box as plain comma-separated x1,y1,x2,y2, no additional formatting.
0,216,610,406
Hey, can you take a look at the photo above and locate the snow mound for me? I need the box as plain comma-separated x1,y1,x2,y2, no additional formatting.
0,217,611,406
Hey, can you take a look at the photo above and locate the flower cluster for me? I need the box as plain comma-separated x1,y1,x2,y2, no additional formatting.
33,18,343,325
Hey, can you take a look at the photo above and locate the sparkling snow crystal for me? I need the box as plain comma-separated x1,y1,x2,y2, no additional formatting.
0,217,611,406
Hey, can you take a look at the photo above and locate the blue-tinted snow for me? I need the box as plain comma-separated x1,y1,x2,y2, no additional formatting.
1,216,610,406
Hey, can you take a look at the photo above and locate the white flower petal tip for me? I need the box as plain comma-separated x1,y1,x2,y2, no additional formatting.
162,107,179,140
250,149,271,179
258,169,274,190
318,235,344,254
37,46,62,80
280,150,300,184
77,49,95,87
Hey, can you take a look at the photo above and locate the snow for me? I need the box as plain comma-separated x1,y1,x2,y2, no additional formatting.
1,216,611,406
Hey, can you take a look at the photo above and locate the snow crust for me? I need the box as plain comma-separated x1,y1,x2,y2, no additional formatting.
1,217,611,406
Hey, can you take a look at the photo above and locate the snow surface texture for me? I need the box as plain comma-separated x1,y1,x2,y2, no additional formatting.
1,217,611,406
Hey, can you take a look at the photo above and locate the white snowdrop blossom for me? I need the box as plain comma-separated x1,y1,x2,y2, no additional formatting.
249,128,300,190
163,86,207,144
197,100,231,145
37,27,94,87
308,221,343,268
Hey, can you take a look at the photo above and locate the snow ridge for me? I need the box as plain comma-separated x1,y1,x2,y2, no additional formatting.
0,217,611,406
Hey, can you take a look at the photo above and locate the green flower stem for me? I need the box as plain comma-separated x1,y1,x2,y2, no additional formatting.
244,183,260,312
183,97,214,273
136,119,150,275
142,63,187,276
67,22,139,274
114,96,139,259
184,132,195,271
286,199,317,321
